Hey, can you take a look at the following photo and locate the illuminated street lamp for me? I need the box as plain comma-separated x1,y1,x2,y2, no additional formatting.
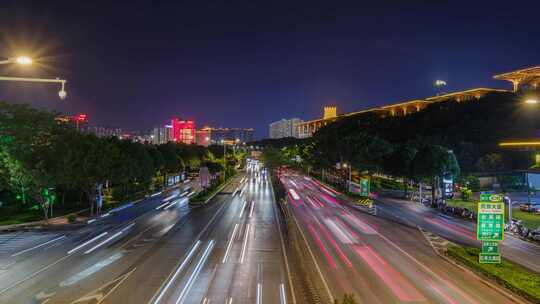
342,163,352,191
0,55,33,65
524,98,538,105
0,76,67,100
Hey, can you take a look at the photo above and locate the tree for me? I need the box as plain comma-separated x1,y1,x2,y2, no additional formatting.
411,145,460,203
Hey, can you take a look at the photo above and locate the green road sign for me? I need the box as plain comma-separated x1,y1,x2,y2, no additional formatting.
360,178,370,197
479,253,501,264
480,193,503,202
477,202,505,241
481,241,499,254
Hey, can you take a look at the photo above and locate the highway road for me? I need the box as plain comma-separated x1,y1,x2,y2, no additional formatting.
0,166,292,304
281,171,517,303
375,197,540,273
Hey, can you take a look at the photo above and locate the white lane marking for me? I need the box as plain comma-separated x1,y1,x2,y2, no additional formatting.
151,191,162,197
84,223,135,254
176,240,215,304
256,283,262,304
153,241,202,304
222,224,239,263
100,212,111,218
87,219,97,224
239,224,251,263
239,200,246,218
227,297,233,304
67,232,108,255
280,283,287,304
291,214,334,302
11,235,66,257
249,201,255,218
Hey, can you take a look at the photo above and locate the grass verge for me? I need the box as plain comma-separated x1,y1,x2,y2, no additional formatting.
447,245,540,302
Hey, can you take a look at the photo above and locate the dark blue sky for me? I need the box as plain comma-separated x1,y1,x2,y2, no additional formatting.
1,1,539,138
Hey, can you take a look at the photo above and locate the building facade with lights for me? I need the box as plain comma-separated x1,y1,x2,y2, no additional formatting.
269,118,303,139
171,118,196,145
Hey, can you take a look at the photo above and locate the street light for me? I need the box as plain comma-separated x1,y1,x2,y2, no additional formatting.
0,76,68,100
0,56,33,65
342,163,352,192
524,98,538,105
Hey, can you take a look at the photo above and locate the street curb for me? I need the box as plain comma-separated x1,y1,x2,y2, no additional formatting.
417,227,530,304
0,208,89,232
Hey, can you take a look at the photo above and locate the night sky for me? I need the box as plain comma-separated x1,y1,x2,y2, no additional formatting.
1,1,539,138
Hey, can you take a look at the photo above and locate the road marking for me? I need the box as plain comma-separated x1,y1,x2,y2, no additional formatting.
164,198,188,210
222,224,239,263
153,241,202,304
176,240,215,304
249,201,255,218
240,224,251,263
280,283,287,304
291,213,334,302
67,232,109,255
256,283,262,304
155,201,171,210
84,223,135,254
87,219,97,224
11,235,66,257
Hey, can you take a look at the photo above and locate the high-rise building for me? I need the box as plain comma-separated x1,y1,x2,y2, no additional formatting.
171,118,196,144
269,118,303,139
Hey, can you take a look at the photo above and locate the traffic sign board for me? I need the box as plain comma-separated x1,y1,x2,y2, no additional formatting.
477,202,504,241
480,193,503,202
479,253,501,264
360,178,370,197
481,241,499,254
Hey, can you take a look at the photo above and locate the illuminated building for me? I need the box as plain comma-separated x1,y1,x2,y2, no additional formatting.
196,127,211,147
494,65,540,92
171,118,196,144
207,127,254,144
269,118,303,138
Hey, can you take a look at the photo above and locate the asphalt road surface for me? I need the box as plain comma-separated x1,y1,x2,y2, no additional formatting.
280,171,518,303
375,197,540,274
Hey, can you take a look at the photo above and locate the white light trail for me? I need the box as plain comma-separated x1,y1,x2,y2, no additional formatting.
280,283,287,304
256,283,262,304
175,240,215,304
239,200,246,218
240,224,251,263
249,201,255,218
84,222,135,254
153,240,201,304
222,224,239,263
67,232,108,255
11,235,66,257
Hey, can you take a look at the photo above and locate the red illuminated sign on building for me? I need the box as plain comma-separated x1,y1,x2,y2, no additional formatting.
171,118,195,144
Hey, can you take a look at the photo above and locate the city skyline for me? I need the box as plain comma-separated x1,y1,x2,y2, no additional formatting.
2,1,540,138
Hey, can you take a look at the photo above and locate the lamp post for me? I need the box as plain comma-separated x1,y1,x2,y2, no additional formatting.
221,139,227,181
343,163,352,192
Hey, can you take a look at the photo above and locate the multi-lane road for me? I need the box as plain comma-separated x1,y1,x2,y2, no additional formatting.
0,166,292,304
280,171,519,303
375,197,540,273
0,165,536,303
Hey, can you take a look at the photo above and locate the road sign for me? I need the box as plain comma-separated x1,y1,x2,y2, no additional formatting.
481,241,500,254
479,193,503,202
477,202,504,241
360,178,370,196
479,253,501,264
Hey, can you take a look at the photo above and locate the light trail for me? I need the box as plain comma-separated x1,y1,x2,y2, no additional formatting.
280,283,287,304
153,240,202,304
222,224,239,263
239,200,247,218
67,232,108,255
240,224,251,263
249,200,255,218
11,235,66,257
256,283,262,304
84,222,135,254
175,240,215,304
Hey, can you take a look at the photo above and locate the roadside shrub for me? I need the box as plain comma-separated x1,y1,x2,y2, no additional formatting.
67,213,77,223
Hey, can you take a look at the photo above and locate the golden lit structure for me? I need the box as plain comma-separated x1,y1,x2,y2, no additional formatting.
499,141,540,147
494,65,540,92
323,106,337,119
